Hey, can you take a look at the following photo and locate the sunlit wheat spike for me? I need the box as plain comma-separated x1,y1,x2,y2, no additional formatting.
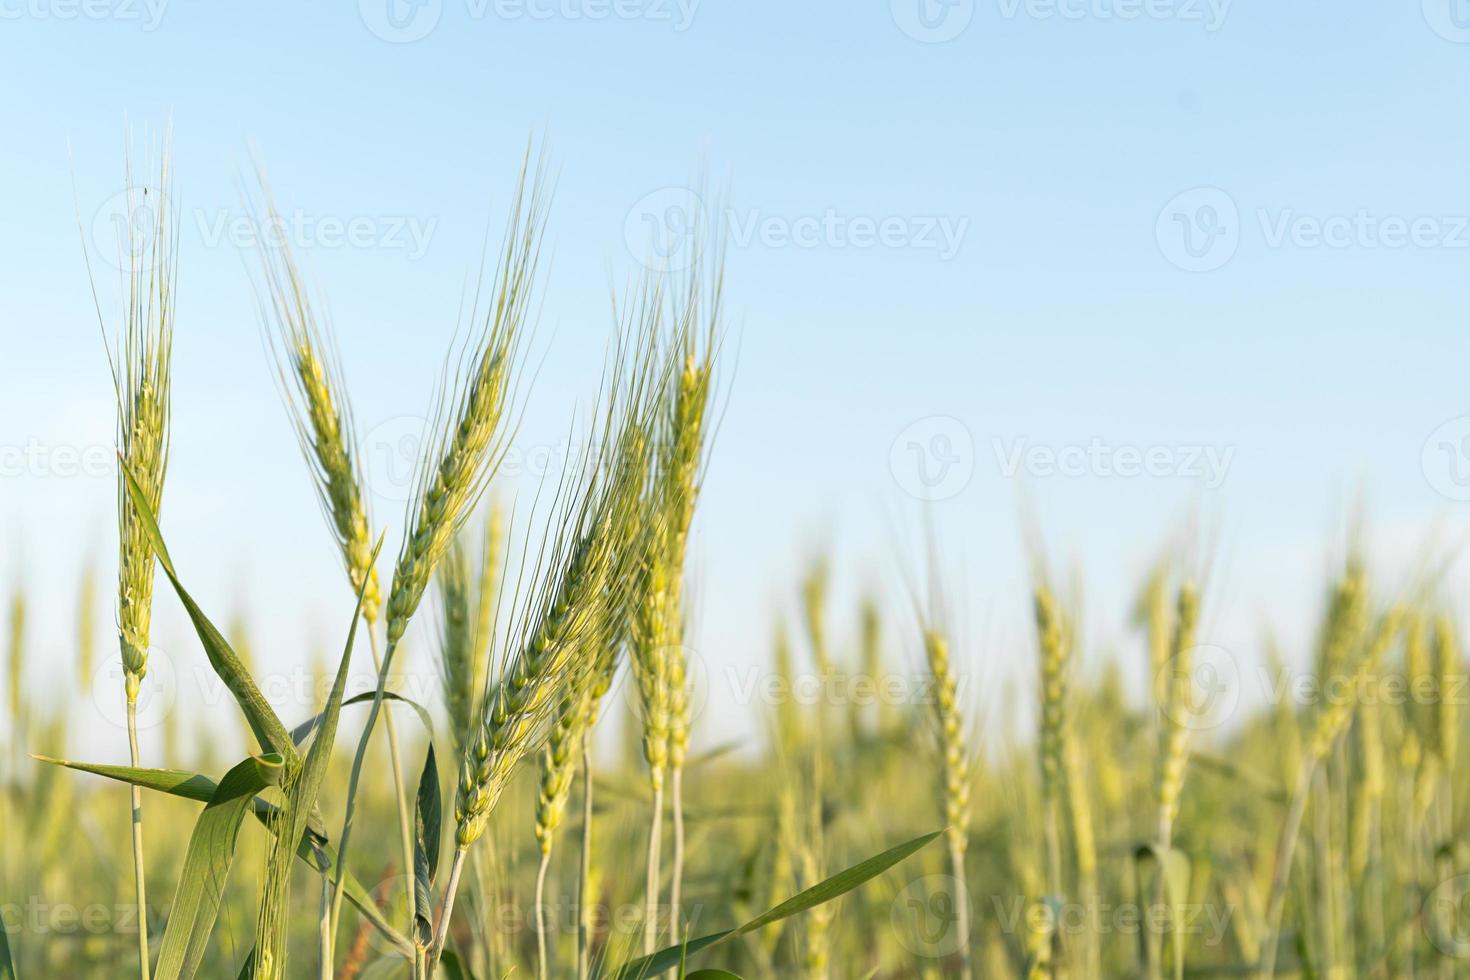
253,171,380,622
661,275,720,768
923,628,970,848
770,619,802,750
1033,582,1071,901
1033,586,1068,814
1401,612,1428,770
535,681,594,855
1433,615,1460,773
923,624,975,980
109,152,176,700
1156,581,1199,840
1316,557,1368,681
801,557,832,678
437,536,477,746
1134,560,1172,691
385,150,547,653
7,588,25,749
1307,605,1404,762
629,548,672,784
537,380,649,860
455,321,661,850
472,504,506,711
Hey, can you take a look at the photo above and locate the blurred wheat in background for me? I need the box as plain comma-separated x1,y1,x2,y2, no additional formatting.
1,139,1467,980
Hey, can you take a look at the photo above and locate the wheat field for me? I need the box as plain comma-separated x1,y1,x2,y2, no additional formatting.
1,145,1467,980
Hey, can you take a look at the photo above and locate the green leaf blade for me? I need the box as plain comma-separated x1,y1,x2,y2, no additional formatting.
153,753,285,980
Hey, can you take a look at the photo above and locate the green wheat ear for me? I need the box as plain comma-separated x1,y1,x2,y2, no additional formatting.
385,151,547,655
112,159,175,701
437,536,477,746
253,171,380,622
455,316,662,851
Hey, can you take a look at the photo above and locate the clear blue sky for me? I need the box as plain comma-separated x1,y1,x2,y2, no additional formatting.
3,0,1470,758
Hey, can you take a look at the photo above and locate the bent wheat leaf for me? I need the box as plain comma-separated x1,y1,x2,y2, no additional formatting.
605,830,942,979
34,755,324,839
290,690,435,745
255,535,383,971
413,742,442,948
154,752,285,980
120,457,294,757
38,756,410,956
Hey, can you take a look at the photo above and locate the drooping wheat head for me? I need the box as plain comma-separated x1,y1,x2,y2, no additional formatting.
456,323,660,850
254,178,380,621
